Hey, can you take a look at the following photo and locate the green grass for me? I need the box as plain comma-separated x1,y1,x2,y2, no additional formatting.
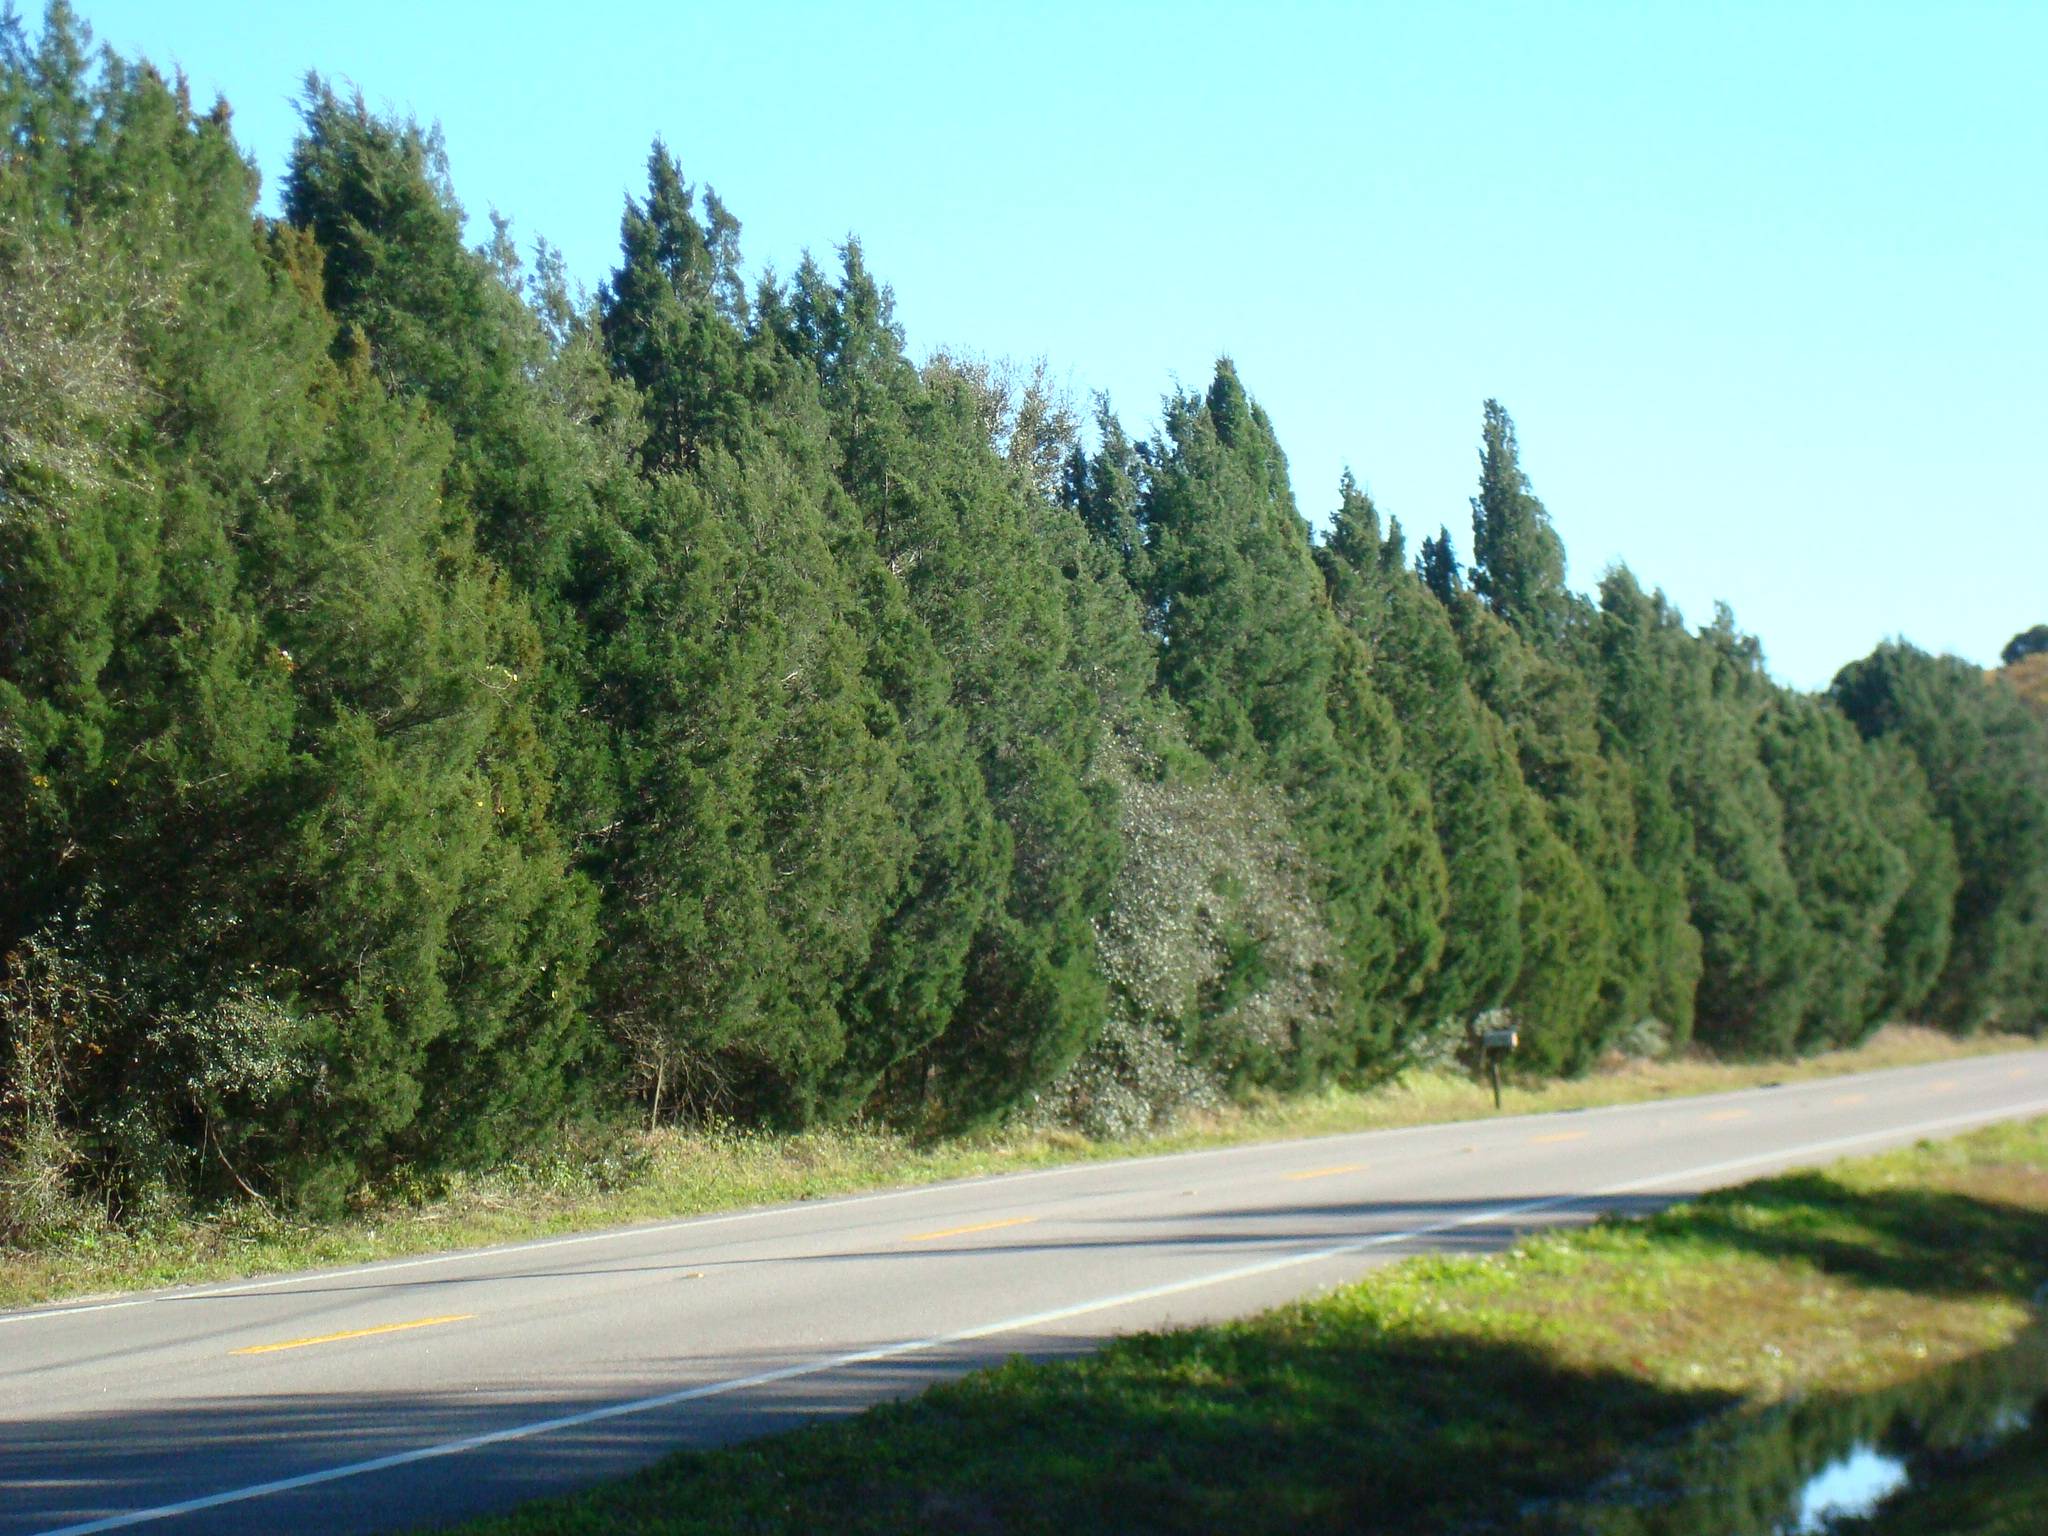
431,1117,2048,1536
0,1024,2032,1311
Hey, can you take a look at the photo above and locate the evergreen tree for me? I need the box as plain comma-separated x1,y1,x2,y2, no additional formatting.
599,141,753,472
9,1,2047,1212
579,165,928,1121
1862,740,1958,1022
2,36,590,1204
287,112,946,1123
1449,597,1614,1069
1832,643,2048,1032
1757,693,1911,1047
1593,570,1706,1045
776,246,1136,1123
2001,625,2048,667
1141,366,1446,1074
1066,399,1152,600
1416,525,1463,605
1459,409,1660,1062
1669,610,1815,1054
1320,477,1523,1027
1469,400,1568,642
281,80,626,845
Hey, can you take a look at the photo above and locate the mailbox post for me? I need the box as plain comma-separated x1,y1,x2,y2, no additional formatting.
1480,1025,1518,1110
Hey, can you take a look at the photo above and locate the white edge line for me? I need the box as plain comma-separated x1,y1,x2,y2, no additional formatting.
28,1092,2048,1536
8,1049,2040,1330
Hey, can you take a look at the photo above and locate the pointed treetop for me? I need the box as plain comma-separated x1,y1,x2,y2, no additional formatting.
1469,398,1568,637
613,140,746,324
1418,524,1463,604
1205,356,1253,445
1380,513,1407,572
1326,469,1382,569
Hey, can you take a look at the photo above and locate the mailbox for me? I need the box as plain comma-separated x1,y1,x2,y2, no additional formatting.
1478,1022,1518,1109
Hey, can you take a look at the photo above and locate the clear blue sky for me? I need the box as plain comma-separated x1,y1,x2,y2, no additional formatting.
51,0,2047,689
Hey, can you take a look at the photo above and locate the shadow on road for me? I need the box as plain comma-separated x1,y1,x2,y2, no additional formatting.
6,1178,2046,1534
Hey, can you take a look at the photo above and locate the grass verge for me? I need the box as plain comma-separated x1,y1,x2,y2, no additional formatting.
0,1024,2032,1312
430,1116,2048,1536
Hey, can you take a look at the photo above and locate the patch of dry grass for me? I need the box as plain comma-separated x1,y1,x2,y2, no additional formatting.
0,1024,2032,1312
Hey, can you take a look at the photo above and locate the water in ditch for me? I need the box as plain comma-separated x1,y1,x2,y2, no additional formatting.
1508,1319,2047,1534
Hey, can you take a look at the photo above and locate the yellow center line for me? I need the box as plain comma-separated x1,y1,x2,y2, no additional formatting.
232,1313,474,1356
1529,1131,1587,1145
2010,1068,2031,1081
1284,1163,1366,1181
904,1216,1037,1244
1930,1080,1961,1094
1830,1092,1868,1108
1704,1109,1751,1123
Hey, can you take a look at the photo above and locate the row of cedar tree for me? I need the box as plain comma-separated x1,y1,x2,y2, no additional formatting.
2,10,2045,1216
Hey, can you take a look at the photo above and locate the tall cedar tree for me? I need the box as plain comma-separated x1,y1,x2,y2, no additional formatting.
1318,479,1525,1026
1832,644,2048,1032
585,153,919,1120
1756,693,1912,1048
1669,611,1816,1053
1446,595,1612,1069
1140,365,1446,1077
1460,405,1663,1065
1592,571,1707,1044
2,16,590,1206
775,248,1136,1123
1469,401,1568,643
1861,741,1959,1022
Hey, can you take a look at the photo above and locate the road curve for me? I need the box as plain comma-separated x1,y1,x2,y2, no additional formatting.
5,1049,2047,1536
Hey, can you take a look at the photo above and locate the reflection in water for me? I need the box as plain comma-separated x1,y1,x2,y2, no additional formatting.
1512,1322,2046,1535
1791,1444,1907,1532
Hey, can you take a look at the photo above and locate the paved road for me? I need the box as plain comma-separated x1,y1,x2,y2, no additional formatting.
5,1050,2047,1535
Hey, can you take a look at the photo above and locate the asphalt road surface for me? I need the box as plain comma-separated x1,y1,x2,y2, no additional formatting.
6,1049,2047,1535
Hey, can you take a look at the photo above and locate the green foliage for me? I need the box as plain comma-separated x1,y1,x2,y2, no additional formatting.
1862,741,1958,1024
1591,571,1704,1045
1455,570,1616,1067
1469,399,1569,642
1416,523,1463,605
1756,693,1911,1048
1461,407,1694,1068
1663,610,1816,1055
772,244,1143,1125
1139,365,1446,1076
4,3,2043,1218
1832,644,2048,1033
2000,624,2048,667
0,915,111,1238
0,31,592,1208
1319,479,1523,1028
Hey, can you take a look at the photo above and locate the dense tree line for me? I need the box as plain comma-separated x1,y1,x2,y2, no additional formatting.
2,8,2043,1218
